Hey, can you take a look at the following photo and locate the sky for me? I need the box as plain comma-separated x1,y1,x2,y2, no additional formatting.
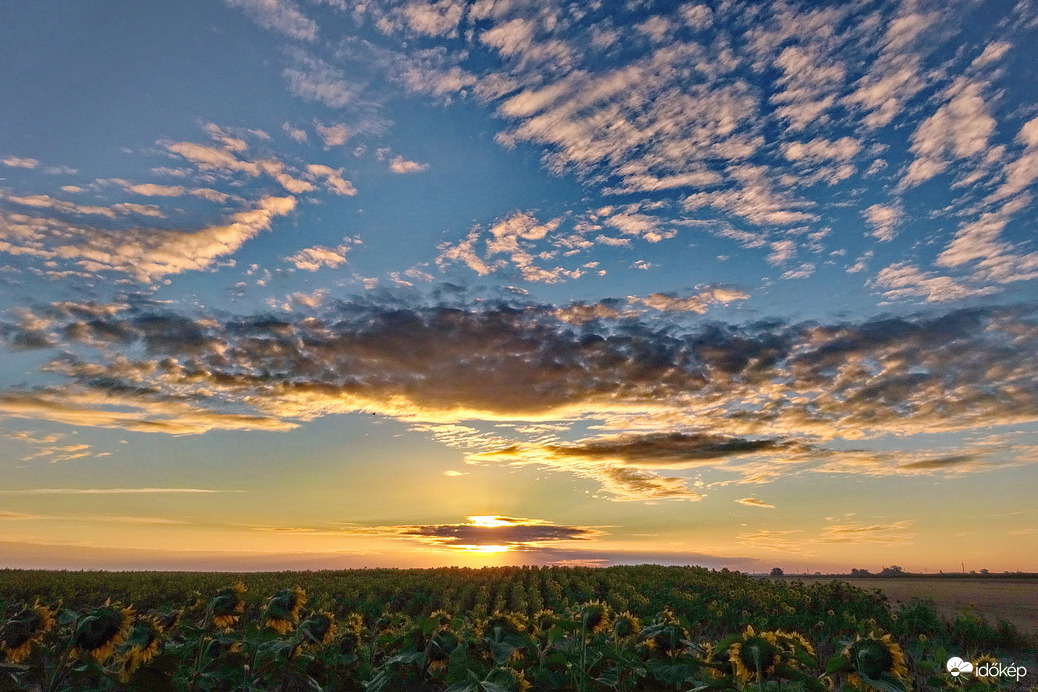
1,0,1037,574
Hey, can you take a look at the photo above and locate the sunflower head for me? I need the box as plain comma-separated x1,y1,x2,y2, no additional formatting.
842,633,910,687
486,610,527,636
727,626,781,684
532,609,558,634
298,611,338,647
345,612,365,638
578,600,611,634
698,640,730,679
263,587,307,635
427,629,458,668
116,618,163,683
655,606,681,627
972,654,1001,685
209,587,246,631
612,611,641,640
1,602,56,663
772,629,816,659
427,609,453,631
71,604,134,663
152,608,182,634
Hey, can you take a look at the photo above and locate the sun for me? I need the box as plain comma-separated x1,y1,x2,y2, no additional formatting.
467,515,513,528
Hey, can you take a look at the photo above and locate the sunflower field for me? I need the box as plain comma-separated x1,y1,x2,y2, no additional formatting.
0,566,1031,691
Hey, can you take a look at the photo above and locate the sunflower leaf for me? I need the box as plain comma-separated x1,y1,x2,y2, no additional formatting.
825,653,850,674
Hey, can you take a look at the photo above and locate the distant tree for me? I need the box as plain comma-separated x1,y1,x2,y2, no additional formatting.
770,567,784,576
850,568,871,576
980,569,989,575
880,565,905,576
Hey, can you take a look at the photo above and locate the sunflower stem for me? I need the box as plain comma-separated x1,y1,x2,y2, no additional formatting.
44,638,73,692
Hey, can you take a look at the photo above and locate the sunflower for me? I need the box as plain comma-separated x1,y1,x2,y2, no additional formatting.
772,629,816,658
345,612,365,638
612,611,641,640
209,586,246,631
116,618,163,683
843,633,910,690
427,609,453,632
643,620,688,657
427,629,458,672
727,626,781,685
486,610,527,636
698,640,730,679
263,587,307,635
298,611,338,648
656,606,681,627
531,609,558,634
972,654,1001,685
0,602,56,664
513,669,532,692
152,608,182,634
71,603,134,663
578,600,611,634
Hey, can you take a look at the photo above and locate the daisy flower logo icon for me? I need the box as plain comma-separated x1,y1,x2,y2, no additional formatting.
947,657,974,677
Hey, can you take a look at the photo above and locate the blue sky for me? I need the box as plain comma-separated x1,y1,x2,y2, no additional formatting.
1,0,1037,572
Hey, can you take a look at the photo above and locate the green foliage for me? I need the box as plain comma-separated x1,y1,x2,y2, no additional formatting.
0,566,1031,691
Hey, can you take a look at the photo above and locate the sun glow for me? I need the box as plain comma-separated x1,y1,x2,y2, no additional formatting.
467,515,513,528
462,544,511,553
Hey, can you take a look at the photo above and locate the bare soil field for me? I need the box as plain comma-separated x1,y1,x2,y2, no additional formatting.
791,577,1038,634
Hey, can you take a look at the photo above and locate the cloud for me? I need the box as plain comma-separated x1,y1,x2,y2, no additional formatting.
128,183,187,197
0,510,43,520
3,299,1038,486
738,529,803,552
902,80,997,188
0,195,297,281
683,166,816,226
0,488,233,495
862,203,902,242
629,287,749,314
166,141,262,176
736,498,775,509
0,386,296,434
283,122,308,142
338,515,602,551
991,116,1038,201
481,432,802,470
872,262,996,303
815,520,914,545
284,240,356,270
471,432,804,501
305,164,357,195
437,211,582,283
781,263,815,280
283,51,357,108
389,156,429,174
553,300,622,324
972,41,1011,68
845,8,936,128
781,137,861,163
2,156,39,169
224,0,317,41
315,122,350,147
767,240,796,265
480,18,537,57
739,520,913,551
402,0,465,37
